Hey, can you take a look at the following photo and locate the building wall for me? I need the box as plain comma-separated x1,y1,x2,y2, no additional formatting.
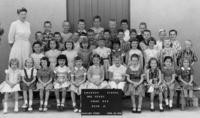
0,0,66,82
130,0,200,84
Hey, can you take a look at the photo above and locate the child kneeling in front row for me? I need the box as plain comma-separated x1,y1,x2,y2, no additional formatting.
108,55,127,91
70,56,87,113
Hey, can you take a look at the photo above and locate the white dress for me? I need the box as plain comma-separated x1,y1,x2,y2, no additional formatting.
8,20,31,69
0,69,21,93
62,50,78,69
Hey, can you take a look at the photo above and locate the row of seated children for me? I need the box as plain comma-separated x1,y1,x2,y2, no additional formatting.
0,52,196,114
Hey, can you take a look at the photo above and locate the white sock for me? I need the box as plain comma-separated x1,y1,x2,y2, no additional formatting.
4,102,7,110
40,100,43,105
169,100,173,107
165,99,169,105
72,102,76,107
29,100,32,106
150,102,154,109
159,103,163,109
61,98,65,104
56,99,60,105
24,100,28,105
44,101,48,106
15,101,18,107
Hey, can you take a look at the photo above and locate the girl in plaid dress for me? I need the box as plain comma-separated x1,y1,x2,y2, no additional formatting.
146,58,163,112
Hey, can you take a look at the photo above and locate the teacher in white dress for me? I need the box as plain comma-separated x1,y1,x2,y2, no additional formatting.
8,8,31,69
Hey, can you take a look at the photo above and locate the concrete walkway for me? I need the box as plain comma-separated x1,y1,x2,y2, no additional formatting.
1,108,200,118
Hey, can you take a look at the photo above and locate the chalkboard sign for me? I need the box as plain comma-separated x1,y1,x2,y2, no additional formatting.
81,89,122,115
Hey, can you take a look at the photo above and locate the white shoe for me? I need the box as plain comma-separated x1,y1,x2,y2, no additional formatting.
28,107,33,112
14,107,19,112
3,108,8,114
78,109,81,113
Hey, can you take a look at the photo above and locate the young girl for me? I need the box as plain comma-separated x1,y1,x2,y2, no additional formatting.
37,57,54,112
159,37,177,68
162,56,176,109
126,54,144,113
54,54,70,111
62,40,78,70
61,20,72,42
126,39,143,66
70,56,87,112
146,58,163,112
93,39,111,80
31,41,44,70
54,32,65,51
87,54,109,89
144,37,160,69
108,55,127,90
45,39,61,70
178,58,194,110
78,39,92,69
111,40,124,64
21,58,37,112
177,40,198,67
0,58,21,113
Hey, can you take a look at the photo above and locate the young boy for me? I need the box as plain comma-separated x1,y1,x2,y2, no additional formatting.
108,19,117,39
117,29,130,54
77,19,87,34
139,29,151,50
91,16,104,40
103,29,112,48
108,55,127,90
43,21,53,51
136,22,147,43
87,29,97,50
121,19,130,42
169,29,182,53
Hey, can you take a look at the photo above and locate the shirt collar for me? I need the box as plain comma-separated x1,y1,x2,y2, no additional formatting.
74,66,83,71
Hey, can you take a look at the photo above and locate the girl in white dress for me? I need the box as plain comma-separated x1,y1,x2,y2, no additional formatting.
45,39,61,70
0,58,21,113
8,8,31,69
54,54,71,111
62,40,78,70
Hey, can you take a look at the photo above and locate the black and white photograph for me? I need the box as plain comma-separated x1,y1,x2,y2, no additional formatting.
0,0,200,118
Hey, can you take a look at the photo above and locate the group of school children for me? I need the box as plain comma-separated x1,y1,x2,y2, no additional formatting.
0,15,198,114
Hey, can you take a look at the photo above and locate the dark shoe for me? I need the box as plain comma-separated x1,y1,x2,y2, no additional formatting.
131,108,137,113
150,108,155,112
57,104,60,111
60,104,64,111
160,108,164,112
137,108,142,113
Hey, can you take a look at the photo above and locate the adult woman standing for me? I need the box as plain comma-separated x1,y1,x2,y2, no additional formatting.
8,8,31,69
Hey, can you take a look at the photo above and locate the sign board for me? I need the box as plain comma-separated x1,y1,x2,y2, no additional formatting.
81,89,122,115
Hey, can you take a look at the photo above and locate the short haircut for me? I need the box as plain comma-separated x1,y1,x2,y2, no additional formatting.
32,41,42,52
120,19,129,24
93,15,101,21
78,19,85,23
143,29,151,35
148,37,156,45
164,56,173,63
87,29,94,33
117,29,124,34
131,54,140,60
43,21,52,26
112,39,121,47
139,22,147,28
130,29,137,34
104,29,111,34
169,29,178,35
74,56,82,61
35,31,42,37
17,7,27,14
40,56,50,67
